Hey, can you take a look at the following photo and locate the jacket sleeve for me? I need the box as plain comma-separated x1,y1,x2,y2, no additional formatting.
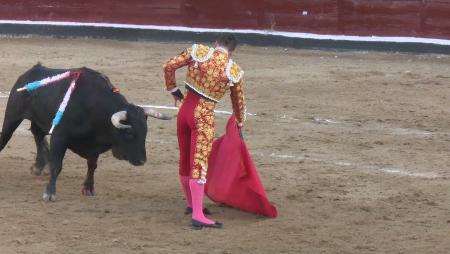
163,48,192,91
230,78,246,124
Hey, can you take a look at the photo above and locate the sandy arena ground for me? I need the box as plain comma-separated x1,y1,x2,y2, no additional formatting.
0,37,449,254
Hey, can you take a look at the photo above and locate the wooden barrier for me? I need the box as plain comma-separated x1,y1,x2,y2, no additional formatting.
0,0,449,39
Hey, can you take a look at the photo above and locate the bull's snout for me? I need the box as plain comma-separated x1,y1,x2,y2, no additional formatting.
130,159,146,166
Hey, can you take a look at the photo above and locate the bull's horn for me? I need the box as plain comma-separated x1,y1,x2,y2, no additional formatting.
111,111,131,129
141,107,172,120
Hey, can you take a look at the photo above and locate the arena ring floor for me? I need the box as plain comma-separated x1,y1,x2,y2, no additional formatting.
0,37,449,254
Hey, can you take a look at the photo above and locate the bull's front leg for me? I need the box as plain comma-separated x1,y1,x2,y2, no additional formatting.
43,136,67,202
82,155,99,196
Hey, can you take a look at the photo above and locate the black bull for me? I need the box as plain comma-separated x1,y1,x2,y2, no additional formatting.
0,64,171,201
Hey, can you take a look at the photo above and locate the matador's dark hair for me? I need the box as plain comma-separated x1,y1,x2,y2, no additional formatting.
217,34,238,51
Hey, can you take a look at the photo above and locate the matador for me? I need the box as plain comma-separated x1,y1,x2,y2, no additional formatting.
163,34,246,229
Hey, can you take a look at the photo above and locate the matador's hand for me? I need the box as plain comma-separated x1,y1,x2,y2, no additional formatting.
172,95,183,107
171,88,184,107
237,122,244,140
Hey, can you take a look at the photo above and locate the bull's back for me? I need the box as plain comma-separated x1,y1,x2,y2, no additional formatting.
8,65,72,130
7,64,128,134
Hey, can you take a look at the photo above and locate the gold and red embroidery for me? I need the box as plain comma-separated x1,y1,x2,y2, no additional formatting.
230,79,246,123
226,60,244,85
191,44,214,66
191,99,215,182
163,44,246,123
163,48,192,91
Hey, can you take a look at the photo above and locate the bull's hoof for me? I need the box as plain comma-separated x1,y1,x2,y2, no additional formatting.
30,165,43,176
30,164,50,176
42,192,56,202
30,165,40,176
81,186,95,196
41,167,50,176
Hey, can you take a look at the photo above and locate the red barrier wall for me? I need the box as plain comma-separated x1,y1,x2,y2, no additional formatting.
0,0,449,40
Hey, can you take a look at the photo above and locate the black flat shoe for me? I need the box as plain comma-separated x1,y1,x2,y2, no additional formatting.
191,219,223,230
184,207,212,215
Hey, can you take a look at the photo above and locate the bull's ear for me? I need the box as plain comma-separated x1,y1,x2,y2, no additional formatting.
141,107,172,120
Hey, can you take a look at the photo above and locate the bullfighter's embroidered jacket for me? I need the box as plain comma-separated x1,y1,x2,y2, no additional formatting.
163,44,246,124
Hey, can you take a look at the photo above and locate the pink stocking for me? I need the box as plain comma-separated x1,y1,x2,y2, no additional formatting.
180,175,192,207
189,179,214,224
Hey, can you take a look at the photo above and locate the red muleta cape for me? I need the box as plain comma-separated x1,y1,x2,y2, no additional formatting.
205,115,278,218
